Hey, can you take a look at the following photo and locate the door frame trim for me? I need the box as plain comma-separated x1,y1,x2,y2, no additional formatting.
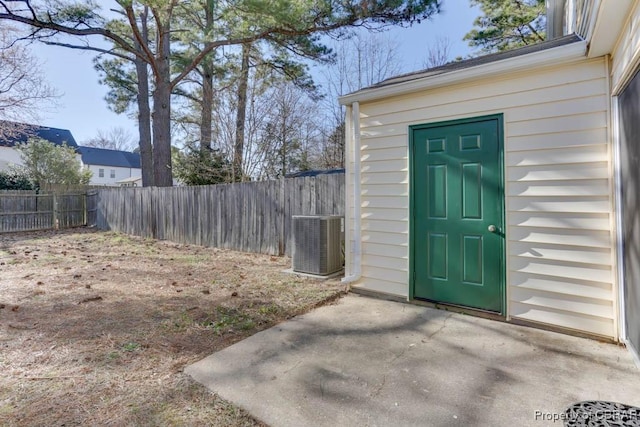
408,114,506,315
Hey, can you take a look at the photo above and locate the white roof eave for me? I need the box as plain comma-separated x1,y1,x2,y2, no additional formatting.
588,0,634,58
338,40,588,106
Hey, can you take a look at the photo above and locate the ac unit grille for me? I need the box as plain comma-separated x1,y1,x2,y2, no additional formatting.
292,215,343,275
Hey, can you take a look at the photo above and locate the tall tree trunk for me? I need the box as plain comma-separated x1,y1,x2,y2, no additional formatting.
136,7,153,187
152,23,173,187
200,63,213,152
233,42,250,182
199,0,214,153
281,112,287,177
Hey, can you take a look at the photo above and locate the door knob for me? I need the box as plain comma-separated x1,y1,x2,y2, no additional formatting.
488,225,497,233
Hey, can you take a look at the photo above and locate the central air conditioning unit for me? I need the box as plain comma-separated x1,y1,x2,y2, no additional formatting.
292,215,343,276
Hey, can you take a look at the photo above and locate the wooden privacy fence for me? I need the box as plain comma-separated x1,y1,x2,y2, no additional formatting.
95,173,345,256
0,190,94,233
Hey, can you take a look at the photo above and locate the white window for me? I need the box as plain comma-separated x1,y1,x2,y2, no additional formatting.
98,168,104,178
110,169,116,178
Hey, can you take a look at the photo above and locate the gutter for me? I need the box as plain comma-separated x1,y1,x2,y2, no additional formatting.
342,102,362,284
338,40,588,105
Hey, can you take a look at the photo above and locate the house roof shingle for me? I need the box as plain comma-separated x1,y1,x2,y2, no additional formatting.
0,122,78,148
77,146,141,169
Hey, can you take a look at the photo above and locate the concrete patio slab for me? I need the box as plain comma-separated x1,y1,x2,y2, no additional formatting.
186,294,640,427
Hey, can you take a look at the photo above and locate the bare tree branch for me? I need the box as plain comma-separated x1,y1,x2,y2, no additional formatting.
83,126,137,151
0,2,145,62
424,36,451,68
0,26,59,134
41,40,134,61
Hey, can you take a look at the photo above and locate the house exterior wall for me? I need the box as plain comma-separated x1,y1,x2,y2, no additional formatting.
0,147,84,173
0,145,142,187
0,147,23,172
85,164,141,186
609,0,640,359
611,0,640,94
349,57,617,338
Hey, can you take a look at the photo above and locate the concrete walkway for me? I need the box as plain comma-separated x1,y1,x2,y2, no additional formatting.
186,294,640,427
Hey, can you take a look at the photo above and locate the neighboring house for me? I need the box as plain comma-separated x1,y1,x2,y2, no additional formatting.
114,176,181,187
339,0,640,362
76,146,141,186
0,122,79,171
116,176,142,187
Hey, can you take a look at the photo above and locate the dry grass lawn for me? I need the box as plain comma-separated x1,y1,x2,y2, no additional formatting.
0,228,345,426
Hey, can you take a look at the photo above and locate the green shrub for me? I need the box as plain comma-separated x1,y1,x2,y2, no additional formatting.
0,170,34,190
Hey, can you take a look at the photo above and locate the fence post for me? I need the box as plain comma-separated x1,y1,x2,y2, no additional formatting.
82,192,87,226
279,177,285,256
310,176,317,214
151,186,158,239
52,193,58,230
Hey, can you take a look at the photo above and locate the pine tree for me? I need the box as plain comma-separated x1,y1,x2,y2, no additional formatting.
1,0,441,186
464,0,546,53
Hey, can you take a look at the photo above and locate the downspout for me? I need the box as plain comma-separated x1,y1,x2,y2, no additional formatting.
612,76,640,367
606,55,623,344
611,75,628,348
342,102,362,284
546,0,565,40
612,95,630,347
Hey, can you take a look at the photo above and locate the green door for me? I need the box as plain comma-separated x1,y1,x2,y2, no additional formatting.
411,115,504,313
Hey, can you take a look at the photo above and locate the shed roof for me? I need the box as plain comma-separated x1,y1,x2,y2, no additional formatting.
285,168,345,178
0,121,78,148
339,34,586,105
117,176,142,183
77,146,141,169
369,34,583,90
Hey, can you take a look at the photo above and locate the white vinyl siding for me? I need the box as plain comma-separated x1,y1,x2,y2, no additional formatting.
86,165,141,186
0,147,24,172
611,0,640,93
350,57,616,338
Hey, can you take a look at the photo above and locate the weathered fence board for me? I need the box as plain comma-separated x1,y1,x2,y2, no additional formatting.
56,193,86,228
95,174,344,256
86,191,98,227
0,192,88,233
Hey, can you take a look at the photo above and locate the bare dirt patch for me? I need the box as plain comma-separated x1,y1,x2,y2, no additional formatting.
0,228,345,426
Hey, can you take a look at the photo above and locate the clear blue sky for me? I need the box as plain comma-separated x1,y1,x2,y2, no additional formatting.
31,0,480,143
